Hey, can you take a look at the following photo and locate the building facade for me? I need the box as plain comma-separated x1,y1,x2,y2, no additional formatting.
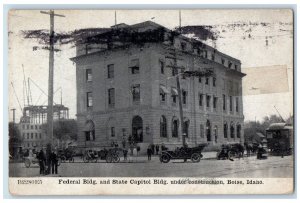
18,104,70,150
71,21,246,151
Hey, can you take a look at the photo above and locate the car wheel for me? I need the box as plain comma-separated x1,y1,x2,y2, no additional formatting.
228,151,235,159
24,159,31,168
191,153,201,163
161,154,170,163
112,155,120,163
106,155,113,163
83,156,89,163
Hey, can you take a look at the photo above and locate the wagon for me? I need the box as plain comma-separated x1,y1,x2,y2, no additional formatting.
160,144,207,163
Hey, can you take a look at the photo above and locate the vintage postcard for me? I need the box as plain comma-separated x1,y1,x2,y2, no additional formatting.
8,9,294,195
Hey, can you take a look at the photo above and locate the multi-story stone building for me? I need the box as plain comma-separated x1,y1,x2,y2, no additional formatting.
71,21,246,151
19,104,70,149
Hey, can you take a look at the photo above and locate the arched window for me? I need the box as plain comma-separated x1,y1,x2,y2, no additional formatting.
183,118,190,138
230,122,235,138
206,120,211,141
84,120,95,141
237,123,241,138
224,122,228,138
160,116,167,138
214,125,218,143
200,124,204,138
172,117,179,137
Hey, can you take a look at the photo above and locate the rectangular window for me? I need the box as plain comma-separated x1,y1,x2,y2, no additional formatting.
204,50,208,58
39,133,42,139
228,62,232,68
181,42,187,51
129,59,140,74
85,131,95,141
35,133,37,139
159,60,164,74
27,125,29,129
87,92,93,107
172,95,177,103
230,96,233,111
31,133,33,139
182,90,187,105
223,94,226,110
236,97,239,112
86,69,92,82
213,96,217,109
107,64,114,78
108,88,115,107
35,125,37,129
199,94,203,106
27,133,29,139
206,95,211,107
22,125,25,129
111,127,115,137
22,133,25,139
221,58,225,65
31,125,33,129
211,54,215,61
160,92,166,102
235,64,238,70
132,84,140,103
205,77,209,85
213,77,216,87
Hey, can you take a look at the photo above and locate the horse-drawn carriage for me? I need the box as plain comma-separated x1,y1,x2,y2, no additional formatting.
160,144,207,163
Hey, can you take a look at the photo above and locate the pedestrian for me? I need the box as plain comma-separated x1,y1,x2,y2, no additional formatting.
50,150,58,174
123,149,128,161
37,148,45,175
151,144,155,155
147,145,152,161
122,137,126,149
155,144,159,155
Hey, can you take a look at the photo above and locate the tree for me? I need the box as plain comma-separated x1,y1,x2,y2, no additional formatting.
9,122,22,158
244,114,289,143
41,119,77,148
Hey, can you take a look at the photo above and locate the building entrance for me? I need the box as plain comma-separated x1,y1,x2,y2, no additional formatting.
132,116,143,143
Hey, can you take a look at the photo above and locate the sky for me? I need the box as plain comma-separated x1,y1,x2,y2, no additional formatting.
8,9,293,122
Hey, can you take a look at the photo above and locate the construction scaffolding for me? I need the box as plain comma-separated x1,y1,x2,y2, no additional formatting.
20,104,69,124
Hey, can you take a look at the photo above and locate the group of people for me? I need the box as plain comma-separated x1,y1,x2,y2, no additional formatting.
147,144,168,161
37,148,59,175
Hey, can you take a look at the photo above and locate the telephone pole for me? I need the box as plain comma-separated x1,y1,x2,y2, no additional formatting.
40,10,65,145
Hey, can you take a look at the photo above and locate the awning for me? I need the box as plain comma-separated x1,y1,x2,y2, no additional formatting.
129,59,139,68
266,123,286,130
83,121,95,132
159,85,169,94
256,132,265,138
171,88,178,96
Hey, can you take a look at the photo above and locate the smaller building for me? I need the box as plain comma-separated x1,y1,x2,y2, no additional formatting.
18,104,70,150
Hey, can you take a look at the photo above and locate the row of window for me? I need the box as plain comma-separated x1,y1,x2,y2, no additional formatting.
86,84,141,108
22,124,42,130
87,85,239,113
179,41,239,71
23,133,42,140
85,59,140,82
160,115,241,141
24,142,42,148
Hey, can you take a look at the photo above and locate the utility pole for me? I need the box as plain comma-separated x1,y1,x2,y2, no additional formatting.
40,10,65,145
11,108,16,124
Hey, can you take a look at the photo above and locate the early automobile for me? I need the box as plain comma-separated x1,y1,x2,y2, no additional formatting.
160,144,207,163
217,143,245,160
